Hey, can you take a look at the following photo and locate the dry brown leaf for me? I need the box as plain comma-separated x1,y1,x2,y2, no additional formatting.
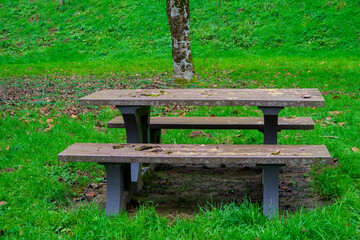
338,122,345,127
46,118,54,124
351,147,359,152
85,192,97,197
71,114,78,119
0,201,8,206
43,124,53,132
271,150,281,155
329,111,343,115
6,146,10,150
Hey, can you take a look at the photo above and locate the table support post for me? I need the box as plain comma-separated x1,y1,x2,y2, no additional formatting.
101,163,131,216
116,106,151,194
257,164,283,219
258,107,284,145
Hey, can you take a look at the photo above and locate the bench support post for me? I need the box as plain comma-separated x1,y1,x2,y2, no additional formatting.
116,106,151,194
101,163,131,216
258,107,284,144
257,164,284,219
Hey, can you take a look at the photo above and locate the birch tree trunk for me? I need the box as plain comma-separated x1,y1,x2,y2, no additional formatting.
166,0,194,82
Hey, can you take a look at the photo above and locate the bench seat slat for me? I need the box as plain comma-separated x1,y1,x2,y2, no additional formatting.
59,143,330,167
107,116,314,130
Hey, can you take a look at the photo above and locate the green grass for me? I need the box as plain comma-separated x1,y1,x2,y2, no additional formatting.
1,56,360,238
1,0,360,238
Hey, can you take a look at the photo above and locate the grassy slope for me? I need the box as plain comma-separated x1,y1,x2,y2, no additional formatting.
0,0,360,239
0,0,360,65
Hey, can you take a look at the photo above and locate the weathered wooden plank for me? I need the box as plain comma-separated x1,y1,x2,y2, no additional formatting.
107,116,315,130
79,89,325,107
58,143,331,167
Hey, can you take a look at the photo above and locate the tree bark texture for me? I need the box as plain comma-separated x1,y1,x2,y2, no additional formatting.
166,0,194,81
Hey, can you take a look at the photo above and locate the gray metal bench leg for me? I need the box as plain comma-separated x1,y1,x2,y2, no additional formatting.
116,106,151,194
150,129,161,144
149,129,161,170
258,107,284,145
257,164,283,219
101,163,131,216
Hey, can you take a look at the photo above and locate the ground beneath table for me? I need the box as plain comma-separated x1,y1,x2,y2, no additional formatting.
83,164,323,216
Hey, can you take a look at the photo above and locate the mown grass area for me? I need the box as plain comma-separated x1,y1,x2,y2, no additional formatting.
1,0,360,66
1,56,359,238
1,0,360,238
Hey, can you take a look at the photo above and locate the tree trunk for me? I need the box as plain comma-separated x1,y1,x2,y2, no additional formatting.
166,0,194,82
59,0,65,6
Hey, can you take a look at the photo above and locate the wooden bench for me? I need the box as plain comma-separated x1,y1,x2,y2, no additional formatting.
107,116,315,143
58,143,330,218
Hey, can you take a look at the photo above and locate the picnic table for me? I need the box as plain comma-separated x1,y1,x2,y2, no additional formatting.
59,88,329,218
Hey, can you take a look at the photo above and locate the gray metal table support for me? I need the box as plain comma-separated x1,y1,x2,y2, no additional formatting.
116,106,151,194
258,107,284,145
257,164,284,219
100,163,131,216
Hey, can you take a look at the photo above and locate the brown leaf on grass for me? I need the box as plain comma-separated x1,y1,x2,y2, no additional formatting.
190,130,211,138
337,122,345,127
329,111,343,115
43,124,53,132
46,118,54,124
351,147,359,152
85,192,97,198
71,114,78,119
0,201,8,206
6,146,10,151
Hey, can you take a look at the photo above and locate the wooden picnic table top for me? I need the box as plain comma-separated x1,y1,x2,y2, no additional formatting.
79,88,325,107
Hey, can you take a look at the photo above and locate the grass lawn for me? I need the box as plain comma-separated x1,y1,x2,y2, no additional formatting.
0,56,359,239
1,0,360,238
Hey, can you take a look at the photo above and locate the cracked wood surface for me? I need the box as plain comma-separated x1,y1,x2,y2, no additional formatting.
58,143,331,167
79,89,325,107
107,116,315,130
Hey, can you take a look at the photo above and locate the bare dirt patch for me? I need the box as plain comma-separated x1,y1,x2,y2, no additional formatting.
86,164,323,216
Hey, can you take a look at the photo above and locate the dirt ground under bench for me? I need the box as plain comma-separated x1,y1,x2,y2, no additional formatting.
87,163,324,216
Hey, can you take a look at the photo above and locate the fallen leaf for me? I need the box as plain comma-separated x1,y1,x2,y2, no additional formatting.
46,118,54,124
6,146,10,150
85,192,97,197
0,201,8,206
271,150,281,155
351,147,359,152
71,114,78,119
329,111,343,115
43,124,53,132
301,94,312,98
337,122,345,127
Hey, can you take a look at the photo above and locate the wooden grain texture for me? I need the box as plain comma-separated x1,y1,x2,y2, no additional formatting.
79,89,325,107
58,143,331,167
107,116,315,130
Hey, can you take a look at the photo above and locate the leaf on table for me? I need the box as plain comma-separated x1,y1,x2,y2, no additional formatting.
301,94,312,98
270,150,281,155
351,147,359,152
